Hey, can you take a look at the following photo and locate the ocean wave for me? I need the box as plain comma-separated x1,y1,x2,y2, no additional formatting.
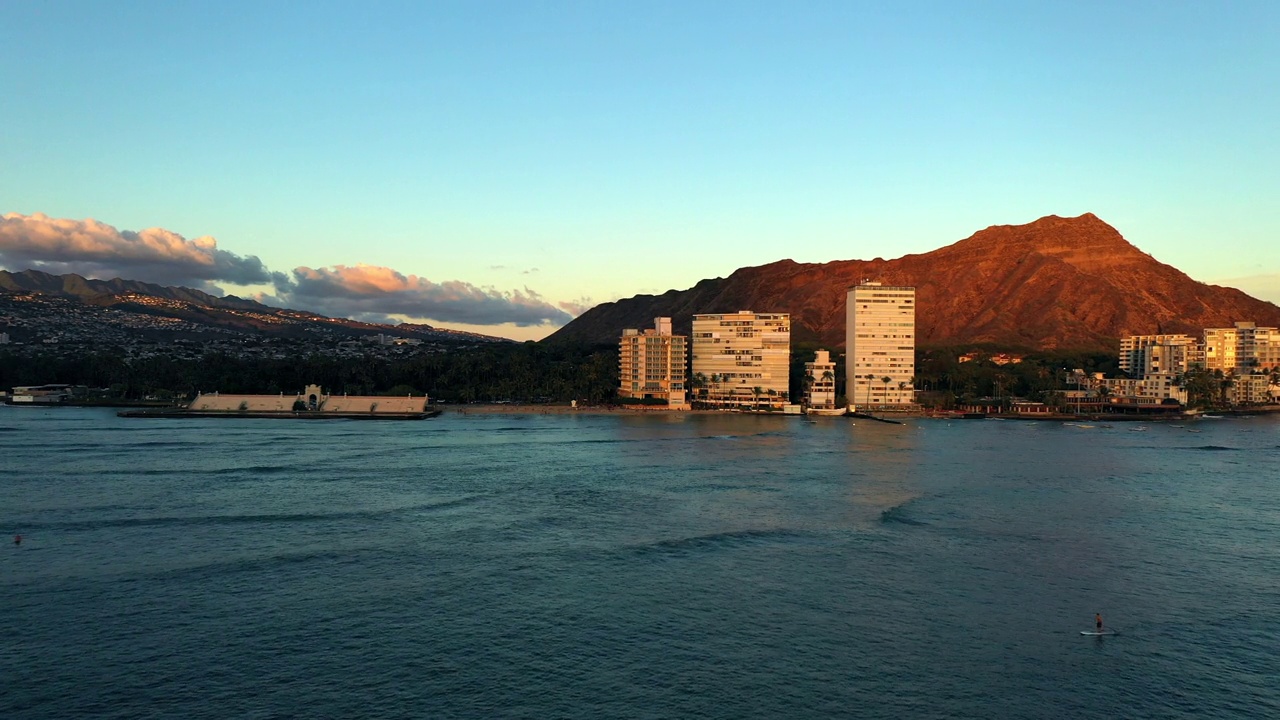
627,527,804,557
12,497,478,531
137,547,388,583
208,464,295,475
880,502,928,526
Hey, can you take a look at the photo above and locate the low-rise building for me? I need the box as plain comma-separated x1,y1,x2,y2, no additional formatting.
804,349,838,411
1226,373,1274,406
1100,374,1188,405
189,384,430,414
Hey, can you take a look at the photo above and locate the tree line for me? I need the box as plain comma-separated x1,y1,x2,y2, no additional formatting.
2,341,1268,409
0,342,621,404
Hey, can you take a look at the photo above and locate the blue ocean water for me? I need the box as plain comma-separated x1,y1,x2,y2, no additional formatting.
2,408,1278,719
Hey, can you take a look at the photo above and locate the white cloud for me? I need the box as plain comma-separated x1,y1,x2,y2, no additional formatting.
0,212,274,289
283,264,573,326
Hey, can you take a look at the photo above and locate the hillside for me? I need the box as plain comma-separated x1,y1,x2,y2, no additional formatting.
0,269,506,344
546,214,1280,351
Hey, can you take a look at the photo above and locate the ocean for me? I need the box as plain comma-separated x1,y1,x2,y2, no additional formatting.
2,408,1278,719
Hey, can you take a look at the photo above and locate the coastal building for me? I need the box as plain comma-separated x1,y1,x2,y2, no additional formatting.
846,283,916,409
1203,322,1280,374
1226,373,1273,406
804,349,838,412
1119,334,1196,377
188,384,431,415
691,310,790,409
7,383,76,403
1099,376,1188,406
618,317,689,408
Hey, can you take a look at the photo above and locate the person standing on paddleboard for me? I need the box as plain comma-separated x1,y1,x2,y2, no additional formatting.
1095,613,1103,632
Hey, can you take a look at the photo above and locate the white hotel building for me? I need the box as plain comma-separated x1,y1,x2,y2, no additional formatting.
846,283,916,409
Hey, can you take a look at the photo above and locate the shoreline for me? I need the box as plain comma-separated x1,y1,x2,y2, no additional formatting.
445,403,1280,419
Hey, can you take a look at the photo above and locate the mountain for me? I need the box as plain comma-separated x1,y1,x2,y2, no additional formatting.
0,269,507,344
547,213,1280,352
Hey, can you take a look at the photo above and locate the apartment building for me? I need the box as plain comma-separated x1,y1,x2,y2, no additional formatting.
691,311,790,409
618,317,688,407
1119,334,1197,377
1203,322,1280,374
846,283,915,409
1100,376,1188,406
1226,373,1274,406
804,349,838,411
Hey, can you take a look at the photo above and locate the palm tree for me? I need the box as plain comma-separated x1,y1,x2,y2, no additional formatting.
752,385,763,411
881,376,892,406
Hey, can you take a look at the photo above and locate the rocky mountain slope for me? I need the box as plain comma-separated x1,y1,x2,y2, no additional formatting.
547,214,1280,351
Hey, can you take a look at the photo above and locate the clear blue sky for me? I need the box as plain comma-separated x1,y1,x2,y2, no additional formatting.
3,1,1278,339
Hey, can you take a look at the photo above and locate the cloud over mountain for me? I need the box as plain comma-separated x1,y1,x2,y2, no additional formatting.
0,212,277,290
0,212,579,329
284,264,573,326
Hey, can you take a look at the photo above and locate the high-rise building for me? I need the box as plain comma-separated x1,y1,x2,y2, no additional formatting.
846,283,915,409
691,310,790,409
804,349,838,411
1119,334,1196,377
618,317,688,407
1203,322,1280,374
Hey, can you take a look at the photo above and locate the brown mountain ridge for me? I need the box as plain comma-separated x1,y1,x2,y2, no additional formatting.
548,213,1280,352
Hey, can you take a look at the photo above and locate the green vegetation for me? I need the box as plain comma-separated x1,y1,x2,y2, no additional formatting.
0,342,620,404
913,347,1120,410
4,341,1269,410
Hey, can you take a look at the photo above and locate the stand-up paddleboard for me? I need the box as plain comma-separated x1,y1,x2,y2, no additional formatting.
1081,630,1117,636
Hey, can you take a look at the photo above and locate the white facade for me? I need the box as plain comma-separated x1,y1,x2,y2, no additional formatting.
1100,374,1187,405
1119,334,1196,377
804,349,838,410
846,284,915,409
691,311,790,409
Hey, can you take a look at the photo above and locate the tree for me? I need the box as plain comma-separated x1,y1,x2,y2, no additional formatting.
1220,374,1235,407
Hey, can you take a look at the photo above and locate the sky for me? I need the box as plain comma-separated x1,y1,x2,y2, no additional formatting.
2,1,1278,340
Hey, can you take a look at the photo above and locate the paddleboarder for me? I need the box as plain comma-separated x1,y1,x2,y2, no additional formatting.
1095,613,1103,632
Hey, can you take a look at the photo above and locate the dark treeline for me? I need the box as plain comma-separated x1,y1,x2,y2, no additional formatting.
5,341,1241,409
0,342,621,404
914,346,1121,408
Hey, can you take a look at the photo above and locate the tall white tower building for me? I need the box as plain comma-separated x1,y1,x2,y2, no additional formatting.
846,283,915,409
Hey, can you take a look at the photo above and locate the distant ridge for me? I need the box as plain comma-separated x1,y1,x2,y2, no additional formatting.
547,213,1280,351
0,269,509,343
0,268,268,310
